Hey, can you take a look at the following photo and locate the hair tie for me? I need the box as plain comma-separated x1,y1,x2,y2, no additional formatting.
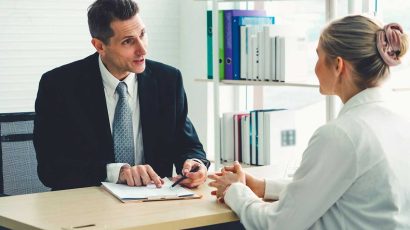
376,23,403,66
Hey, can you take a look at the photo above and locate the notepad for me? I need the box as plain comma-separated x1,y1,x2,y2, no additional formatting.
101,178,201,202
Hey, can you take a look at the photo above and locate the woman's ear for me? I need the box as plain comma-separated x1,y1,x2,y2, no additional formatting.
335,56,345,77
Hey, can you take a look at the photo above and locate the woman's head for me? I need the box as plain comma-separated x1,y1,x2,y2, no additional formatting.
318,15,408,90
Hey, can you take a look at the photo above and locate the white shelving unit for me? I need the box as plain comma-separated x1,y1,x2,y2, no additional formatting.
196,79,320,88
205,0,339,170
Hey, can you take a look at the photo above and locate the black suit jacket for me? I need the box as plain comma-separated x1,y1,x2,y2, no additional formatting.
34,53,209,190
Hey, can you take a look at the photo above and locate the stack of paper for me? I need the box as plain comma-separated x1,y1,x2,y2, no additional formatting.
101,178,200,202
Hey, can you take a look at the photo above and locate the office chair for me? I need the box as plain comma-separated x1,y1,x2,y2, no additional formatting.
0,112,50,196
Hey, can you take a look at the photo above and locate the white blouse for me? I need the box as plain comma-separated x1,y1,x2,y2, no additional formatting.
225,87,410,230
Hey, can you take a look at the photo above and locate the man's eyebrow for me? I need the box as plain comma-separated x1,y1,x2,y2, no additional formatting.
121,35,135,40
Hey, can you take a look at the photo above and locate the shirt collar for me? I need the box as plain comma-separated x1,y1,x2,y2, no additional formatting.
98,55,136,97
338,86,390,117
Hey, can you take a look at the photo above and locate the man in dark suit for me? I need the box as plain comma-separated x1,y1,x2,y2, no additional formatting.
33,0,209,191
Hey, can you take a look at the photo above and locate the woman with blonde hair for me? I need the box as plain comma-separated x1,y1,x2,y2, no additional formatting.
209,15,410,230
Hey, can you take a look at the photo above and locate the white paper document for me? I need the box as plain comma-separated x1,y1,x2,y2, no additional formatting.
101,178,196,202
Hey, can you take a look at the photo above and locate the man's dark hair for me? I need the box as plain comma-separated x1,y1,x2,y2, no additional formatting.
87,0,139,44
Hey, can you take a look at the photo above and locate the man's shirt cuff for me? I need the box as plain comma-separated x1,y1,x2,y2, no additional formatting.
191,158,207,169
106,163,129,183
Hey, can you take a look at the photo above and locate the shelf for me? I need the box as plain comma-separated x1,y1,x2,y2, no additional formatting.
221,161,254,168
392,88,410,92
195,78,319,88
196,0,307,2
209,160,261,172
203,0,328,170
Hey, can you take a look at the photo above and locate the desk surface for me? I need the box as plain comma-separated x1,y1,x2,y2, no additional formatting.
0,165,285,230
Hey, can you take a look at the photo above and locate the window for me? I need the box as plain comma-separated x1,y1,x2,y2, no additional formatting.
378,0,410,120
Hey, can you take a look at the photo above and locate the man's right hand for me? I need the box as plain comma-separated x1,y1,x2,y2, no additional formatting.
118,164,164,188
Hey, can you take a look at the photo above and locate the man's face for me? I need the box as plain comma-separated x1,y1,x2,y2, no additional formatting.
97,14,148,79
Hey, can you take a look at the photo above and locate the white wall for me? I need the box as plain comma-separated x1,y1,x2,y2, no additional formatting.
179,0,209,154
0,0,95,112
139,0,180,68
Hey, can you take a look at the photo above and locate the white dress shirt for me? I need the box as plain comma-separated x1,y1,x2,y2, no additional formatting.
98,56,144,183
225,87,410,230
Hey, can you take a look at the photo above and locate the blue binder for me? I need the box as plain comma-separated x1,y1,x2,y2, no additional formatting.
232,16,275,80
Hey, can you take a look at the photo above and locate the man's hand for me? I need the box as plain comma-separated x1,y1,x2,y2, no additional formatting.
174,160,207,188
118,164,164,188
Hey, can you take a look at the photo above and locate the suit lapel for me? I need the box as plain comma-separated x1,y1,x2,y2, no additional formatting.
137,63,158,163
80,54,114,158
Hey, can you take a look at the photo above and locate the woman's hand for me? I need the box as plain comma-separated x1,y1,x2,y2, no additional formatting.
208,161,246,203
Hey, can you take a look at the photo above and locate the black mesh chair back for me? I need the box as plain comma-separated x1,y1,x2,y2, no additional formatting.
0,112,50,195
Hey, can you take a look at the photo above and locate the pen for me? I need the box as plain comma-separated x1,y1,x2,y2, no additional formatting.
171,165,200,187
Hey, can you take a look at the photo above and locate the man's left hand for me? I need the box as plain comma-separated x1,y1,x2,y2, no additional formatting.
174,160,207,188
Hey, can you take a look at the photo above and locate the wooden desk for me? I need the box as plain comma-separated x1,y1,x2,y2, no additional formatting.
0,165,285,230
